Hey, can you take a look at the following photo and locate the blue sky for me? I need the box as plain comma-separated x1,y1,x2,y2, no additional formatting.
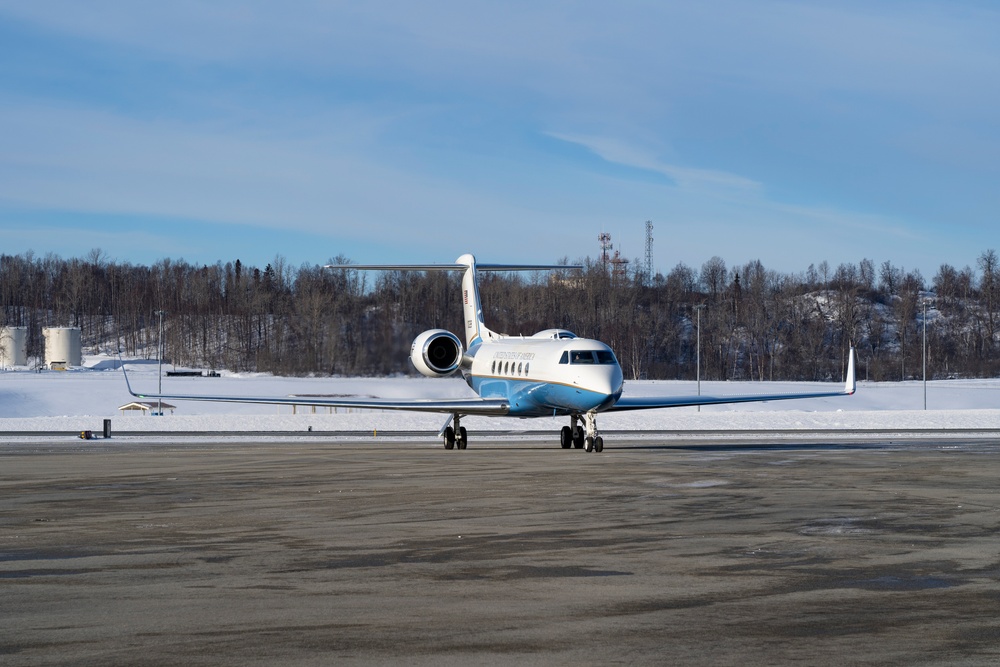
1,1,998,278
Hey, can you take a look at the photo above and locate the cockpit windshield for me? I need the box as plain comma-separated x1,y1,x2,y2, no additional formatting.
594,350,616,364
560,349,618,365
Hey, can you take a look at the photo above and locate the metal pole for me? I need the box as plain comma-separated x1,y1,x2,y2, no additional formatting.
922,300,927,410
694,305,706,412
157,310,164,416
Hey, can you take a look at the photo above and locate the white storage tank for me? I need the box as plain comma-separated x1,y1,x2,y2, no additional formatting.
0,326,28,367
43,327,82,369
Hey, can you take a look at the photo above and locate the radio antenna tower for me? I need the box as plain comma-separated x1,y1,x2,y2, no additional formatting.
644,220,654,284
598,232,613,269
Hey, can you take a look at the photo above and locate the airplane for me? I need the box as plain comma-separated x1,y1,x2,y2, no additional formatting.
123,253,856,453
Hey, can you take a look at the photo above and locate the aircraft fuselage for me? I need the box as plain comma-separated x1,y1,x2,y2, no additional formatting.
466,336,624,417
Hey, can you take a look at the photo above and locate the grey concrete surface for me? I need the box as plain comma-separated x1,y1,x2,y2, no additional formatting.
2,438,1000,666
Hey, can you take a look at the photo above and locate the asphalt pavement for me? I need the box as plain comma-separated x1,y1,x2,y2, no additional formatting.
3,437,1000,665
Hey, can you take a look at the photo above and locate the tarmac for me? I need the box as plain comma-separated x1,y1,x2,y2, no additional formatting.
2,436,1000,666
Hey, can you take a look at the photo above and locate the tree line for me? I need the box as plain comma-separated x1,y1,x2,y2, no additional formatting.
2,248,1000,381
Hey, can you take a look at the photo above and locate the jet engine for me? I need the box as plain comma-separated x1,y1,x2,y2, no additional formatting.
410,329,464,378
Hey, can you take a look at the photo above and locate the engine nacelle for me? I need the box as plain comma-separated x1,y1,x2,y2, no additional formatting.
410,329,464,378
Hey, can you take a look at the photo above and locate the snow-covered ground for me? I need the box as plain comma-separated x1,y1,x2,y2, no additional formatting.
1,355,999,434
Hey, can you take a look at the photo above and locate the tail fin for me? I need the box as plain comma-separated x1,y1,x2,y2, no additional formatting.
457,254,498,347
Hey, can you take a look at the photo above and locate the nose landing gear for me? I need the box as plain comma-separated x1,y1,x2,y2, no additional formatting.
564,413,603,453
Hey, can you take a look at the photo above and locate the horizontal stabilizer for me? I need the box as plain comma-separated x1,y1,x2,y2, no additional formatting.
324,263,579,272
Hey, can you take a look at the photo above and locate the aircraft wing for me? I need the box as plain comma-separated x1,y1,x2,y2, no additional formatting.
122,365,509,416
609,347,856,412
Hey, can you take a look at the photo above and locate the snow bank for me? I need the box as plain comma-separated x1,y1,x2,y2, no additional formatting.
1,355,998,434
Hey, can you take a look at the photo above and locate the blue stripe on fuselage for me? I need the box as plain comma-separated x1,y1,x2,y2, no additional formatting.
469,376,620,416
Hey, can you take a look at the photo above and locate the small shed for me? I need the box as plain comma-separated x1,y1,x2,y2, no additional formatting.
118,401,176,416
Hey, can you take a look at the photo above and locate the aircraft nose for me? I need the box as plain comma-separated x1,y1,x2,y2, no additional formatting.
592,365,624,403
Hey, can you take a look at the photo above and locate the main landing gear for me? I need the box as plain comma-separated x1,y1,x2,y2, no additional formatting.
443,413,604,453
443,414,468,450
560,413,603,453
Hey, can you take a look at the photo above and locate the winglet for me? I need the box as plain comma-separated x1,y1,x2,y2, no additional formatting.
118,352,143,398
845,346,857,395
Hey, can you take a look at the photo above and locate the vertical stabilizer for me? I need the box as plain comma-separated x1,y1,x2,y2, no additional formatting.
456,254,498,348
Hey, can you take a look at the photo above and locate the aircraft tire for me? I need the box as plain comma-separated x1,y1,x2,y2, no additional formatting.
573,426,585,449
458,426,468,450
444,426,455,450
584,436,594,453
594,436,604,453
560,426,572,449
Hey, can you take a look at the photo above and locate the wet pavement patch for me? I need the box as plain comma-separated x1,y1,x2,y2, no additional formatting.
0,568,97,579
442,565,632,581
846,574,959,591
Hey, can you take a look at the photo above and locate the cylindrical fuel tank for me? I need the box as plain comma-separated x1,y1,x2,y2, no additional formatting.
0,326,28,366
43,327,83,368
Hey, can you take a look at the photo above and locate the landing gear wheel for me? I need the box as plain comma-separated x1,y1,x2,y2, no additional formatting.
594,436,604,453
457,426,468,450
584,436,594,453
560,426,572,449
573,426,585,449
443,426,455,450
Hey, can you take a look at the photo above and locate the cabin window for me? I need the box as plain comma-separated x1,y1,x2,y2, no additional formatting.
559,351,569,364
524,362,530,375
517,362,523,375
504,361,509,375
491,360,496,374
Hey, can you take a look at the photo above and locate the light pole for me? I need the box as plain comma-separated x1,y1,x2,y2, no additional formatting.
156,310,165,416
922,299,928,410
694,305,706,412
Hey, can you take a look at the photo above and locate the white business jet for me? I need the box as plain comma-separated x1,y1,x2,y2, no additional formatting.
124,253,856,452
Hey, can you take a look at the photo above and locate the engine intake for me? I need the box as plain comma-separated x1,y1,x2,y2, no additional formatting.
410,329,463,378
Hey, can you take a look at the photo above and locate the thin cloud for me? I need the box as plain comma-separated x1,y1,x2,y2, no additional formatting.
547,132,761,192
